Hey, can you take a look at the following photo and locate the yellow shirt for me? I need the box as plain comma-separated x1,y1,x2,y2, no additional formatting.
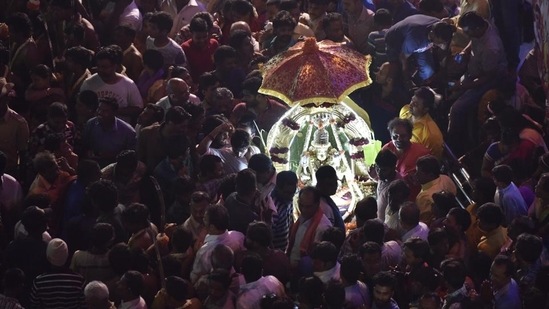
477,226,508,259
399,105,444,158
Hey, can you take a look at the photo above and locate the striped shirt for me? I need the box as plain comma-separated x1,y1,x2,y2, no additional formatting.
0,294,24,309
29,270,86,309
271,192,293,251
367,29,389,73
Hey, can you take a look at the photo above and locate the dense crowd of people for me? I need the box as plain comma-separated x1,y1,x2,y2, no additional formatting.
0,0,547,308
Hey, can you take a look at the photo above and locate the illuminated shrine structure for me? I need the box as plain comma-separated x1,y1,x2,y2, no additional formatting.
266,101,376,219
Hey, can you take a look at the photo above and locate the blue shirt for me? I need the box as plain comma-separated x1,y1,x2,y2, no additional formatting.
494,279,521,309
494,182,528,227
83,117,136,161
385,14,439,61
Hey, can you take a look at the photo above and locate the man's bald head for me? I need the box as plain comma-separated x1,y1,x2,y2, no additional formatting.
230,21,252,36
167,78,190,104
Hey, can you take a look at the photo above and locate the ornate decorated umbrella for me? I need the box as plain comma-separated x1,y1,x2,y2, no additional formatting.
259,37,372,106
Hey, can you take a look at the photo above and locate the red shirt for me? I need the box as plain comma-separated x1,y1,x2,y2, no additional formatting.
182,38,219,82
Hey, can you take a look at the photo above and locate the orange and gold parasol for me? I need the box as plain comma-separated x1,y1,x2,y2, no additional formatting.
259,37,372,106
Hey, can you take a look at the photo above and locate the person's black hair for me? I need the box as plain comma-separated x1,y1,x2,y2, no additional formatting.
23,194,51,209
169,66,190,79
114,24,137,40
355,196,377,221
324,282,345,308
246,221,272,247
375,148,398,167
2,268,25,290
205,204,230,230
241,77,263,96
432,191,458,217
50,0,74,8
200,154,223,176
232,0,254,16
387,117,413,135
236,168,257,195
321,12,343,32
143,103,165,124
321,227,345,252
199,72,219,92
229,29,251,50
458,11,486,29
431,22,456,42
492,164,513,184
165,106,191,124
122,270,144,297
409,264,440,291
116,149,138,172
477,202,503,227
399,201,420,227
448,207,472,231
65,46,93,69
299,186,321,204
309,0,329,5
362,219,385,245
219,174,238,200
387,179,410,213
276,170,298,186
149,11,174,33
241,252,263,282
21,206,47,236
298,276,325,307
372,271,396,290
515,233,543,263
230,129,251,150
96,45,123,65
99,97,119,112
316,165,337,182
108,243,132,275
279,0,297,10
248,154,273,174
359,241,382,256
90,222,114,249
420,293,442,308
165,276,189,301
211,243,235,270
427,228,448,246
87,180,119,213
471,177,496,203
214,45,238,65
122,203,150,227
48,102,68,119
142,49,164,71
78,90,99,110
403,237,431,261
30,64,53,80
414,86,437,111
6,13,32,37
189,16,209,33
440,258,466,290
208,268,232,289
272,10,297,30
340,255,362,283
492,254,515,277
507,216,536,240
374,8,392,26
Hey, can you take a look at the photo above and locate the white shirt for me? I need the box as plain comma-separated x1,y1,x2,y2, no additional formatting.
118,296,147,309
119,1,143,31
155,95,201,116
289,214,332,265
205,146,260,175
319,197,335,225
146,37,187,67
314,262,341,284
0,174,22,212
190,230,244,283
236,276,285,309
401,222,429,242
168,0,206,39
80,74,144,109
